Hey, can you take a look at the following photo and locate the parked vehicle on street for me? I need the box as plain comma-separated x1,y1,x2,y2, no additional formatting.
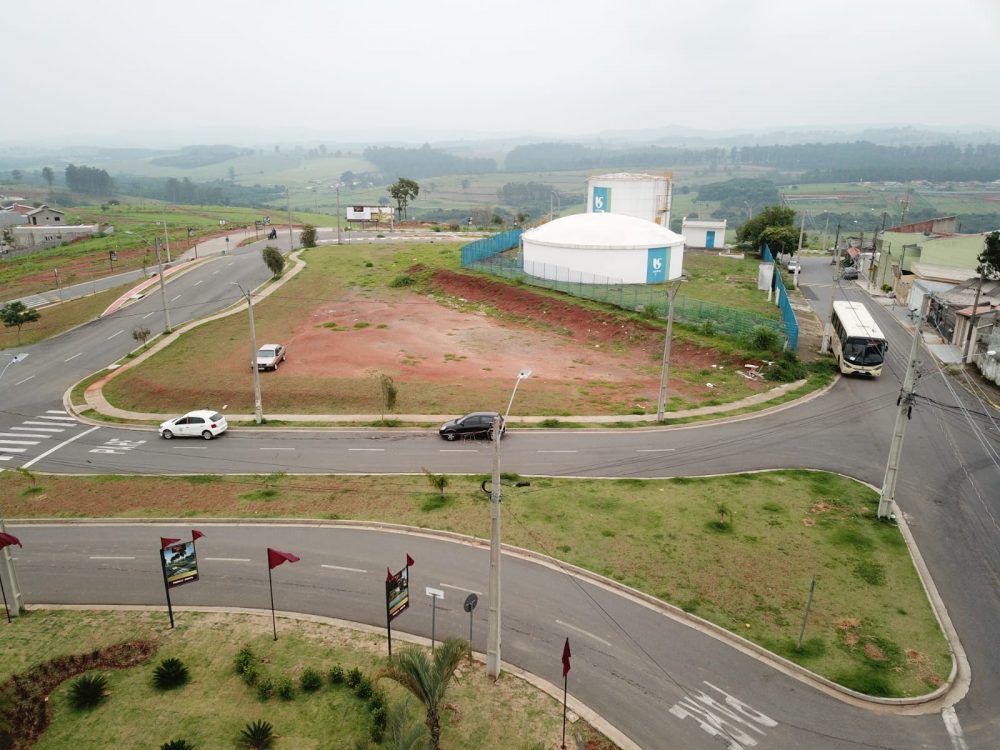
841,265,859,280
439,411,505,440
159,410,228,440
255,344,286,371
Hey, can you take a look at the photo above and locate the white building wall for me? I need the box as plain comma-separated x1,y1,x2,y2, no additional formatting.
681,218,727,249
523,242,685,285
586,174,671,226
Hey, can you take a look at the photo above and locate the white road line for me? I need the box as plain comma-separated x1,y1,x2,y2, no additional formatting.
260,447,295,451
34,415,77,422
204,557,251,562
142,312,155,319
89,556,135,560
107,330,124,340
942,707,969,750
0,456,11,461
538,449,577,453
22,422,64,430
194,280,203,286
0,447,27,453
226,262,234,267
0,433,49,439
441,583,483,596
175,446,208,450
555,619,612,647
348,448,385,452
170,294,182,302
211,270,220,275
321,564,367,574
0,440,38,446
45,410,68,415
636,448,676,453
440,449,478,452
64,353,83,362
15,376,34,385
22,425,101,469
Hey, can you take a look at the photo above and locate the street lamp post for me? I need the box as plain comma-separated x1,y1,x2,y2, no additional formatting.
487,368,531,679
336,185,342,245
154,237,172,332
233,283,263,424
656,276,687,421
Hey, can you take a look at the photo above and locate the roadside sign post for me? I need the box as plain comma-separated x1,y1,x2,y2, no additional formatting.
426,587,444,651
463,593,478,661
385,554,414,657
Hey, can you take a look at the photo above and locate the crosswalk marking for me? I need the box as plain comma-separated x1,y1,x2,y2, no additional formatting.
21,423,65,430
0,432,50,439
45,410,69,415
33,415,76,423
10,426,63,433
0,447,27,453
0,439,37,445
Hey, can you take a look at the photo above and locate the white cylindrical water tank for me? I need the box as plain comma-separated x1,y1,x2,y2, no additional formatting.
586,172,672,227
522,213,685,285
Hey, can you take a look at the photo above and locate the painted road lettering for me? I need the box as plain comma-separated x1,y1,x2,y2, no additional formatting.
90,437,147,455
668,681,776,749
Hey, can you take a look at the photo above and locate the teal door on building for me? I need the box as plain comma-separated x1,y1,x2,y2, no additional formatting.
706,230,716,248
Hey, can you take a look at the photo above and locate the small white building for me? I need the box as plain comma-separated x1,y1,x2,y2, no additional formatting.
681,217,727,250
586,172,672,227
26,205,65,226
522,213,684,285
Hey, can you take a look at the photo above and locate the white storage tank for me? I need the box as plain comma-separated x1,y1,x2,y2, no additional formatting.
522,213,685,285
586,172,672,227
681,217,727,249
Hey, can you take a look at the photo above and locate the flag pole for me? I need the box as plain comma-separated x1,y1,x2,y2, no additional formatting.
268,564,277,640
385,568,393,657
561,671,568,749
158,549,174,629
0,573,9,624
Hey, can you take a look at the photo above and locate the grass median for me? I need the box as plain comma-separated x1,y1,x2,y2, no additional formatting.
4,468,951,698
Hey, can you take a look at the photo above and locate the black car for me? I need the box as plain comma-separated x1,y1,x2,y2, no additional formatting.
841,266,859,280
439,411,505,440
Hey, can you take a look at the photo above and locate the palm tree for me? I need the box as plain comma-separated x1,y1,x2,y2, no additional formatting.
384,698,430,750
376,637,469,750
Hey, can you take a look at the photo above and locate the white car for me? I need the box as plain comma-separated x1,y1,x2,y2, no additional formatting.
159,410,228,440
255,344,286,371
785,259,800,273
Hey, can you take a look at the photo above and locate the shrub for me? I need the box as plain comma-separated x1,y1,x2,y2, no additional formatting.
745,325,781,351
276,677,295,700
256,677,274,701
389,274,414,287
300,224,317,248
328,664,345,685
69,673,108,709
368,689,387,712
262,245,285,276
346,667,363,688
235,646,255,674
300,668,323,692
766,351,807,382
239,719,275,749
153,658,190,690
355,676,373,700
160,741,195,750
700,320,717,336
242,666,259,687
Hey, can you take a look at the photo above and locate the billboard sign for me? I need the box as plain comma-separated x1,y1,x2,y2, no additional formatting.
161,541,199,588
386,565,410,621
646,247,669,283
592,187,610,213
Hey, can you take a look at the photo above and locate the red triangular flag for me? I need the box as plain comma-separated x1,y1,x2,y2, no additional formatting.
191,530,205,542
386,567,393,581
160,537,181,549
0,532,22,549
267,547,300,569
406,554,415,567
561,637,572,678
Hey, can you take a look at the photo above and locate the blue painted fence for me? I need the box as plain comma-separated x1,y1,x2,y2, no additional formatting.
460,230,522,267
762,245,799,350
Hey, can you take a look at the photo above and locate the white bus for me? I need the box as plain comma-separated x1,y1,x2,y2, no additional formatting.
831,301,888,376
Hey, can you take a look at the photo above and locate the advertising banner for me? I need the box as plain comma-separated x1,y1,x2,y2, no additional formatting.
592,186,611,213
386,566,410,621
646,247,669,283
162,541,199,588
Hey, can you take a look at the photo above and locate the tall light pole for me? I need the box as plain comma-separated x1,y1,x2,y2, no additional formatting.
336,184,342,245
233,282,263,424
487,368,531,679
160,211,172,263
821,244,842,354
154,237,172,332
286,187,294,251
656,276,687,421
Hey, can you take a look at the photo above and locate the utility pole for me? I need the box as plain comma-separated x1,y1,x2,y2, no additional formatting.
793,212,805,288
235,283,263,424
878,298,927,519
161,210,172,263
821,243,841,354
154,237,172,332
656,278,686,421
286,187,294,252
486,413,503,679
964,267,987,363
336,185,342,245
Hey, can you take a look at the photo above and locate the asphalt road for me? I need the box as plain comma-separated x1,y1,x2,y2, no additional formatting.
2,246,998,749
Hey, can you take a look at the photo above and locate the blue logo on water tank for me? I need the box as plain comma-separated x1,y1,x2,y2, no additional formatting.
592,187,610,213
647,247,669,283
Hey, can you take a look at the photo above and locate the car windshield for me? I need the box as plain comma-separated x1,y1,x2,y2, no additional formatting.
257,348,276,357
844,337,886,366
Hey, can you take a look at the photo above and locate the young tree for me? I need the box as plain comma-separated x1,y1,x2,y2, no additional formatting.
299,224,317,248
262,246,285,276
132,325,151,349
0,301,40,345
379,372,398,418
388,178,420,220
736,205,797,254
978,230,1000,280
41,167,54,187
376,637,469,750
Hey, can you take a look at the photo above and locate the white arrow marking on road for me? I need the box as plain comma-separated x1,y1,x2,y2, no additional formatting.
441,583,482,596
22,425,101,469
321,564,367,573
15,376,34,384
107,330,124,340
89,556,135,560
205,557,251,563
64,353,83,362
555,619,611,646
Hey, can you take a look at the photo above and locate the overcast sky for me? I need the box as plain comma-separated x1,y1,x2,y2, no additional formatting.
7,0,1000,146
